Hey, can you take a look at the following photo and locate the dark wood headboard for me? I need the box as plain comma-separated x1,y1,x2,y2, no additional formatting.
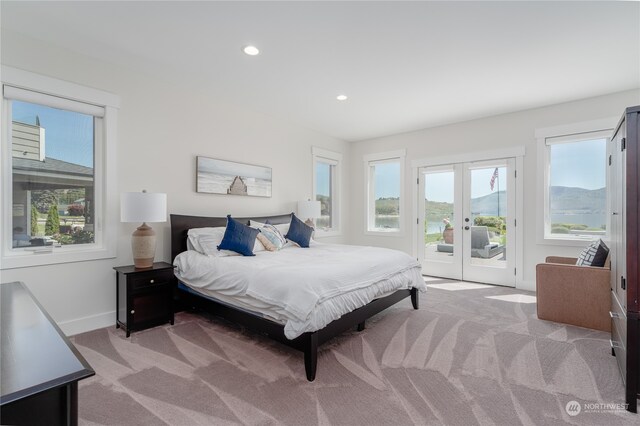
170,213,293,262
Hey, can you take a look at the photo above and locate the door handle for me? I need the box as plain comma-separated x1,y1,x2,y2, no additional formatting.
464,226,470,230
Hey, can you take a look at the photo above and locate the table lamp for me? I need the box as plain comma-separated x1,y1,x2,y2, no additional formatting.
297,199,321,227
121,191,167,268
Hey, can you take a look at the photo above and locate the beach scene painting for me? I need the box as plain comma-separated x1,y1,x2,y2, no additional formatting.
196,156,272,197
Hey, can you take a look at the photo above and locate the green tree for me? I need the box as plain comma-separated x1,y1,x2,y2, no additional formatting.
32,190,58,214
45,204,60,235
30,205,39,236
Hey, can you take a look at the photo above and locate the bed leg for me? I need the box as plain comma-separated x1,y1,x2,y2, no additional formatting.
411,287,419,310
357,321,366,331
304,333,318,382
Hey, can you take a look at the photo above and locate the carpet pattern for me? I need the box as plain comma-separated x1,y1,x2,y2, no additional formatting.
71,279,637,425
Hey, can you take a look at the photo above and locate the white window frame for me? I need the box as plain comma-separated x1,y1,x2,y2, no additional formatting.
1,66,119,269
364,149,406,236
311,147,342,237
535,118,615,246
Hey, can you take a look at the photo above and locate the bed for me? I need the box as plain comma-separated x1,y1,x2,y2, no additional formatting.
170,213,425,381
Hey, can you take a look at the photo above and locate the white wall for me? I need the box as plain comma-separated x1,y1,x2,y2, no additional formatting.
2,29,637,335
348,89,640,290
0,31,349,335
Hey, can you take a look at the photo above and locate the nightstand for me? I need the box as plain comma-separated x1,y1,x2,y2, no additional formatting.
114,262,175,337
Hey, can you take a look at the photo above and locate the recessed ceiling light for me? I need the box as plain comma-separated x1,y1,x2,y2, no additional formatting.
336,95,348,101
243,45,260,56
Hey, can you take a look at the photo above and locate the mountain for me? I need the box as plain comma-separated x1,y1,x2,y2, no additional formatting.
470,191,507,216
549,186,606,213
425,186,605,217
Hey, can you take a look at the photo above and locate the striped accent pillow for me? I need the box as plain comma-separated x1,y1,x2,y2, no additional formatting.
258,224,287,250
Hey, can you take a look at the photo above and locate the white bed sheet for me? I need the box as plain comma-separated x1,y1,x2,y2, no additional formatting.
174,242,425,339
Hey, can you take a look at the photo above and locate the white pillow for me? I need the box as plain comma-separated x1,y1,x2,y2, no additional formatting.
188,226,264,256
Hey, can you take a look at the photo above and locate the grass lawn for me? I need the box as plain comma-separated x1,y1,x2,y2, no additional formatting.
425,232,442,244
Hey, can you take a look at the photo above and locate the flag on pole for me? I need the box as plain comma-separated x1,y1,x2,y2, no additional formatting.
490,167,499,191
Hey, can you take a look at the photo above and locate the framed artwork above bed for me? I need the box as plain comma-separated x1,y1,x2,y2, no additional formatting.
196,156,272,197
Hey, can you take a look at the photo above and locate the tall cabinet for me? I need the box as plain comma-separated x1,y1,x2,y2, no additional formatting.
609,106,639,413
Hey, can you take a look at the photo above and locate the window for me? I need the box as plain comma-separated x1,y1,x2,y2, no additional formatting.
2,66,119,268
365,150,406,235
312,147,341,235
536,122,613,244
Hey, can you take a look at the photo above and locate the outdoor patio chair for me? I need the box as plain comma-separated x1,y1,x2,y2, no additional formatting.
470,226,504,258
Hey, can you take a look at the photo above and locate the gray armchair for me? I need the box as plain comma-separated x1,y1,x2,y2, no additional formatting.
470,226,504,258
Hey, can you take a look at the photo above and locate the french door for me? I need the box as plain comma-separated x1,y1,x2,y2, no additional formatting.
418,158,516,286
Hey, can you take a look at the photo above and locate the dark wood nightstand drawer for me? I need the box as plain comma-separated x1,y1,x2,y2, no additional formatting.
130,270,173,291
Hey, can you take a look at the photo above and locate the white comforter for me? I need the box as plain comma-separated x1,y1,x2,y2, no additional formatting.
174,242,425,339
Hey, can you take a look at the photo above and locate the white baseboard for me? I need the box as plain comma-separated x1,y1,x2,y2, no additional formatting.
517,280,536,292
58,310,114,336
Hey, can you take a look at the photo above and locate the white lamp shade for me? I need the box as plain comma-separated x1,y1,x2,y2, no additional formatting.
120,192,167,223
297,200,321,219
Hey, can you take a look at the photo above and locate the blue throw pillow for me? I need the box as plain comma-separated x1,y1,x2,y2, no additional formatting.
285,213,313,248
217,215,259,256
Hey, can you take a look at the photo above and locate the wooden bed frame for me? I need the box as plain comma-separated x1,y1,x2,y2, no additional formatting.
170,213,419,381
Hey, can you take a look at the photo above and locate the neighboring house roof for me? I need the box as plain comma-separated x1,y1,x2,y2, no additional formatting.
13,157,93,178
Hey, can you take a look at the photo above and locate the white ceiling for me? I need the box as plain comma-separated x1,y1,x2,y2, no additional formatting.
1,1,639,142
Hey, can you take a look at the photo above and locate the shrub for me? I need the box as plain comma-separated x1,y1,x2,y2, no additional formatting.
375,198,399,216
551,223,589,231
44,204,60,235
30,205,39,235
569,224,588,230
71,229,94,244
52,229,93,245
67,203,84,216
474,216,505,234
551,226,570,234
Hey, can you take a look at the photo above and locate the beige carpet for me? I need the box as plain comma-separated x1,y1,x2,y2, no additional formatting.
71,278,637,425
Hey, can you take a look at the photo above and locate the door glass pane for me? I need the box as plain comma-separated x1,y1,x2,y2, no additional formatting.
469,166,507,268
11,100,95,248
424,171,455,262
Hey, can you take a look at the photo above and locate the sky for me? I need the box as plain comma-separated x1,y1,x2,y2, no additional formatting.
424,167,508,203
13,100,94,167
374,162,401,198
549,138,606,189
316,161,331,197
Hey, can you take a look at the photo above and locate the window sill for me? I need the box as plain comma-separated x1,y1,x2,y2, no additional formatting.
537,235,605,247
364,229,405,237
1,245,116,270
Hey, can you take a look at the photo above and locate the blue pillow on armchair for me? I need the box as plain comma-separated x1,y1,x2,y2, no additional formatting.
285,213,313,248
217,215,259,256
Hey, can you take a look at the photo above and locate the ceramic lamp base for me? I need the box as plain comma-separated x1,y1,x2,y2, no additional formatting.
131,222,156,268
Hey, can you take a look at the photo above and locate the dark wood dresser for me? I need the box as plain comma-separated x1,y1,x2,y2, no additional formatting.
0,281,94,425
609,106,639,413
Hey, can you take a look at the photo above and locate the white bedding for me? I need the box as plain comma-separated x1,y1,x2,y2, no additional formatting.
174,242,425,339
